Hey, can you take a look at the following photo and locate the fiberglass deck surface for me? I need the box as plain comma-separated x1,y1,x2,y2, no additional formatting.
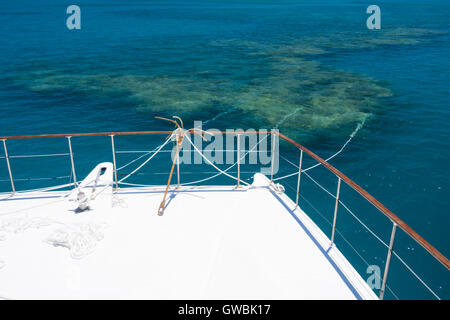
0,174,376,299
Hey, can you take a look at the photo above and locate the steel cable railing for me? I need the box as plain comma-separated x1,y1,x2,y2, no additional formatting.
279,153,390,250
275,135,446,300
283,180,400,300
0,130,448,300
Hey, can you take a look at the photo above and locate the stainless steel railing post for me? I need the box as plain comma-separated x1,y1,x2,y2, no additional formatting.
2,139,15,194
66,136,77,187
330,177,341,245
380,222,397,300
295,149,303,208
176,133,180,188
236,134,241,188
110,135,118,190
270,131,276,182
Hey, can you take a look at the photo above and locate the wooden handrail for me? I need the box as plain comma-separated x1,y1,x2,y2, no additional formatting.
0,130,260,140
276,131,450,270
0,129,448,270
0,131,174,140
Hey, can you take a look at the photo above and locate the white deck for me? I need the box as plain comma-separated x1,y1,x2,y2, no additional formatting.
0,172,377,300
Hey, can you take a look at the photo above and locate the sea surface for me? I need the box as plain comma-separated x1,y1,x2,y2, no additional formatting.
0,0,449,299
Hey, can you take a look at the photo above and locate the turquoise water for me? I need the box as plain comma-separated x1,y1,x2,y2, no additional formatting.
0,0,449,299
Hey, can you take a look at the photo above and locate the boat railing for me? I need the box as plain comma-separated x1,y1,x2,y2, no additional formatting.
0,130,448,299
275,132,449,299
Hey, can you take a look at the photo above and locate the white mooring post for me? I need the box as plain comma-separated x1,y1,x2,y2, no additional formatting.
379,222,397,300
2,139,15,194
295,149,303,208
110,135,118,190
67,136,78,187
330,177,341,245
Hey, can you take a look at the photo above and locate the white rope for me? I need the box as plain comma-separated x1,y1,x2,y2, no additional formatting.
116,138,173,172
0,213,107,259
274,120,366,181
303,118,366,172
116,152,151,171
275,107,303,128
118,134,174,183
274,154,305,181
116,111,229,179
89,182,113,200
118,181,162,188
201,111,230,127
178,172,227,187
179,133,269,186
118,170,256,176
45,222,108,259
0,129,263,192
184,134,250,186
